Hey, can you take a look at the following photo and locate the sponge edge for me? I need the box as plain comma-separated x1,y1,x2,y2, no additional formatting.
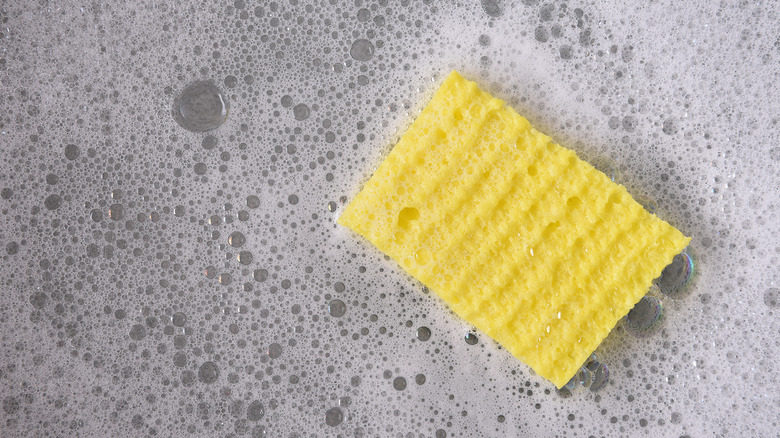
339,70,691,388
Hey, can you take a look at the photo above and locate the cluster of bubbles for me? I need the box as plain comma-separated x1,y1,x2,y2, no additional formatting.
0,0,776,436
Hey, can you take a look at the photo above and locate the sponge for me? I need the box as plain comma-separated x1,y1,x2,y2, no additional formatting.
338,71,690,388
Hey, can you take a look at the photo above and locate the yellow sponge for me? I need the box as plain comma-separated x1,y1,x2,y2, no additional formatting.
338,71,690,388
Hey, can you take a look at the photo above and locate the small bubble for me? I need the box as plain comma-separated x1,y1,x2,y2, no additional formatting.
129,324,147,341
246,195,261,209
329,300,346,317
108,204,124,221
6,241,19,255
267,343,282,359
29,292,47,309
559,45,573,59
393,376,407,390
237,251,253,265
465,332,478,345
590,363,610,391
534,26,549,42
415,374,426,385
481,0,502,17
656,251,695,299
228,231,246,248
198,361,219,384
219,273,232,285
172,312,187,327
324,407,344,427
44,194,62,210
202,135,218,150
623,294,664,337
64,144,80,160
253,268,268,282
172,80,229,133
224,75,238,89
764,288,779,308
349,39,375,62
247,400,265,421
416,326,431,341
292,103,310,121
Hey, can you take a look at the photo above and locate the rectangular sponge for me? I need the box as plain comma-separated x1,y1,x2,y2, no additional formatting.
338,71,691,388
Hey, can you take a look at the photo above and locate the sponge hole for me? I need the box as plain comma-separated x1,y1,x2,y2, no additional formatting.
397,207,420,230
608,192,623,204
434,128,447,141
453,109,464,121
414,248,431,265
527,164,538,176
567,196,582,209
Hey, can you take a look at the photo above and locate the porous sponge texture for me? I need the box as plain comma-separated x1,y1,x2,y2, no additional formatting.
338,71,690,388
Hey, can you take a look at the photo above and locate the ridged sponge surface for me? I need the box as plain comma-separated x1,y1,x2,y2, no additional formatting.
338,71,691,388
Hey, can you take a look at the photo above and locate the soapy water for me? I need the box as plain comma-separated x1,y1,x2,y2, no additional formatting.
0,0,778,437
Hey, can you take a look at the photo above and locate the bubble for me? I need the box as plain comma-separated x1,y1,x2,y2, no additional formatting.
534,26,549,43
559,45,573,59
29,292,47,309
224,75,238,89
478,34,491,46
324,407,344,426
45,173,58,185
662,118,678,135
198,361,219,384
481,0,502,17
172,312,187,327
246,195,260,209
415,374,426,385
393,376,407,390
194,162,207,175
253,269,268,282
465,332,478,345
292,103,310,121
288,194,299,205
173,352,187,367
416,326,431,341
172,80,229,132
202,135,218,150
64,144,80,160
267,343,282,359
349,39,375,62
576,366,593,387
108,204,124,221
1,188,11,199
247,400,265,421
219,273,232,285
237,251,253,265
44,194,62,210
435,429,447,438
228,231,246,248
655,252,695,299
328,300,346,317
129,324,147,341
90,209,103,222
623,295,664,337
6,241,19,255
589,363,610,391
764,288,779,308
334,282,345,293
280,95,293,108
